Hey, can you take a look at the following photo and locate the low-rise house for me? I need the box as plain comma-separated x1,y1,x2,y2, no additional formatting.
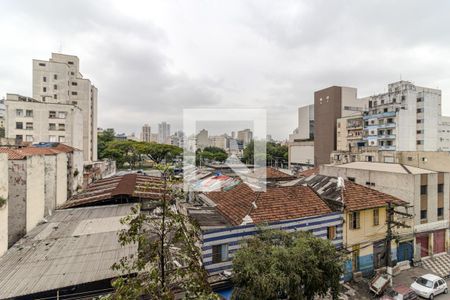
285,174,408,281
185,182,343,275
0,153,8,256
321,162,449,260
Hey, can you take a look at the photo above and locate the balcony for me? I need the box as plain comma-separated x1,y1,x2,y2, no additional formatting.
380,145,396,151
378,134,396,140
363,111,396,120
378,122,396,129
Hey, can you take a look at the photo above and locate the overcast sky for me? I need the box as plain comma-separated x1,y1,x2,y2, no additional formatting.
1,0,450,139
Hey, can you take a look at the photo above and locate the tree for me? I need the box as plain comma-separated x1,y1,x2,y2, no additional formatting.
98,128,116,159
232,230,343,300
105,165,218,300
196,147,228,166
242,141,288,167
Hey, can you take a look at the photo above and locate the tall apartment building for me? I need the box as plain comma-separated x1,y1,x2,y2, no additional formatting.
336,115,364,152
364,81,449,152
196,129,209,150
237,129,253,146
141,124,151,142
314,86,366,166
158,122,171,144
5,94,83,149
32,53,98,161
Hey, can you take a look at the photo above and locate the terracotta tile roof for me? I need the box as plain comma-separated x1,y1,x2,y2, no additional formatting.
343,180,406,211
0,148,26,160
60,174,166,208
248,167,297,181
205,183,332,225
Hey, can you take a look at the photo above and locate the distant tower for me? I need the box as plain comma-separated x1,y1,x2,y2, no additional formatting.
158,122,171,144
141,124,151,142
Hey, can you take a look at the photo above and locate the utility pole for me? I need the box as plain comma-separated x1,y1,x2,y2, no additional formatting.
385,201,413,285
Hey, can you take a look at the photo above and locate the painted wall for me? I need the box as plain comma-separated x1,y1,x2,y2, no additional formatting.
43,155,56,216
55,153,68,206
8,160,27,246
25,155,45,233
0,153,8,256
201,212,343,275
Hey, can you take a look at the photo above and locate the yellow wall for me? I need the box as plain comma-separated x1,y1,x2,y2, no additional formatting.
344,207,387,250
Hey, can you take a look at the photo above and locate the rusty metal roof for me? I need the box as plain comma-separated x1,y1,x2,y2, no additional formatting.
60,174,166,208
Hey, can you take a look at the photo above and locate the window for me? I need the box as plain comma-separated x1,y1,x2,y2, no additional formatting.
25,110,33,117
417,108,423,113
72,101,78,105
43,76,47,82
417,119,423,124
49,135,57,142
43,87,47,92
327,226,337,240
58,124,65,131
348,177,355,182
438,184,444,193
212,244,229,263
68,61,74,65
70,71,75,75
417,97,423,102
16,122,23,129
48,123,56,130
349,211,360,230
25,135,33,142
54,94,58,100
71,81,78,86
58,136,65,143
25,122,33,130
15,135,23,142
49,111,56,118
417,130,423,134
53,84,57,90
58,112,67,119
38,63,46,67
407,157,413,161
16,109,23,116
71,91,78,95
420,185,427,195
54,74,58,80
373,208,379,226
438,207,444,218
420,210,427,220
417,140,423,145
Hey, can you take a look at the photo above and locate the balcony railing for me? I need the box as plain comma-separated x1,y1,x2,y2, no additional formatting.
378,134,396,139
380,145,396,151
363,111,396,120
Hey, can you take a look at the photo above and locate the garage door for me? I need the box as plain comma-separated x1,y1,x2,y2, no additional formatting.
416,234,429,258
434,230,446,254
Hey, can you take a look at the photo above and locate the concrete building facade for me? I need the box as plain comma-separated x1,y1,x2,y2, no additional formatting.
288,105,315,168
32,53,98,161
321,162,450,259
237,129,253,146
158,122,171,144
5,94,83,149
141,124,151,142
0,153,8,256
314,86,366,166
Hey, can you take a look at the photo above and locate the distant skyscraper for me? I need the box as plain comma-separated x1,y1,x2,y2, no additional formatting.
196,129,209,150
141,124,151,142
158,122,171,144
237,129,253,146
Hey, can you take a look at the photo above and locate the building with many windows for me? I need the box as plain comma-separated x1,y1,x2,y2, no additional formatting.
141,124,151,142
5,94,83,149
32,53,98,161
158,121,171,144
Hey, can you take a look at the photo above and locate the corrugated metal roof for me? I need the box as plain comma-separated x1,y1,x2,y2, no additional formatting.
0,204,137,299
60,174,165,209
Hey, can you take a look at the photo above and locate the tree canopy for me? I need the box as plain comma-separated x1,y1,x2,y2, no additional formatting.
232,230,343,300
196,146,228,165
242,141,288,167
98,134,182,169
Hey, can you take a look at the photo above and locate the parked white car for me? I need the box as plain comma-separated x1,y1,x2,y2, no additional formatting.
410,274,448,299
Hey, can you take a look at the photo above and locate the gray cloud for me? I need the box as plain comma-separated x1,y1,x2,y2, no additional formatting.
1,0,450,138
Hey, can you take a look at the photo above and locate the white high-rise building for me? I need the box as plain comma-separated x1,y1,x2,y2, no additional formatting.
32,53,98,161
237,129,253,146
196,129,209,150
141,124,151,142
158,122,171,144
364,81,450,151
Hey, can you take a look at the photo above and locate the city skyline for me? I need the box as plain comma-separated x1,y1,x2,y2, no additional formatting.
2,1,450,139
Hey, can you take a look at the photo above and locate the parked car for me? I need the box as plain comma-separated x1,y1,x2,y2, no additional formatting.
410,274,448,299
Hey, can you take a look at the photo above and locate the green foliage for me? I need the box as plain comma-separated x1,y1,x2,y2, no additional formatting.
232,230,344,300
98,129,116,160
105,165,218,300
196,147,228,165
0,196,6,208
98,137,182,169
242,141,288,166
